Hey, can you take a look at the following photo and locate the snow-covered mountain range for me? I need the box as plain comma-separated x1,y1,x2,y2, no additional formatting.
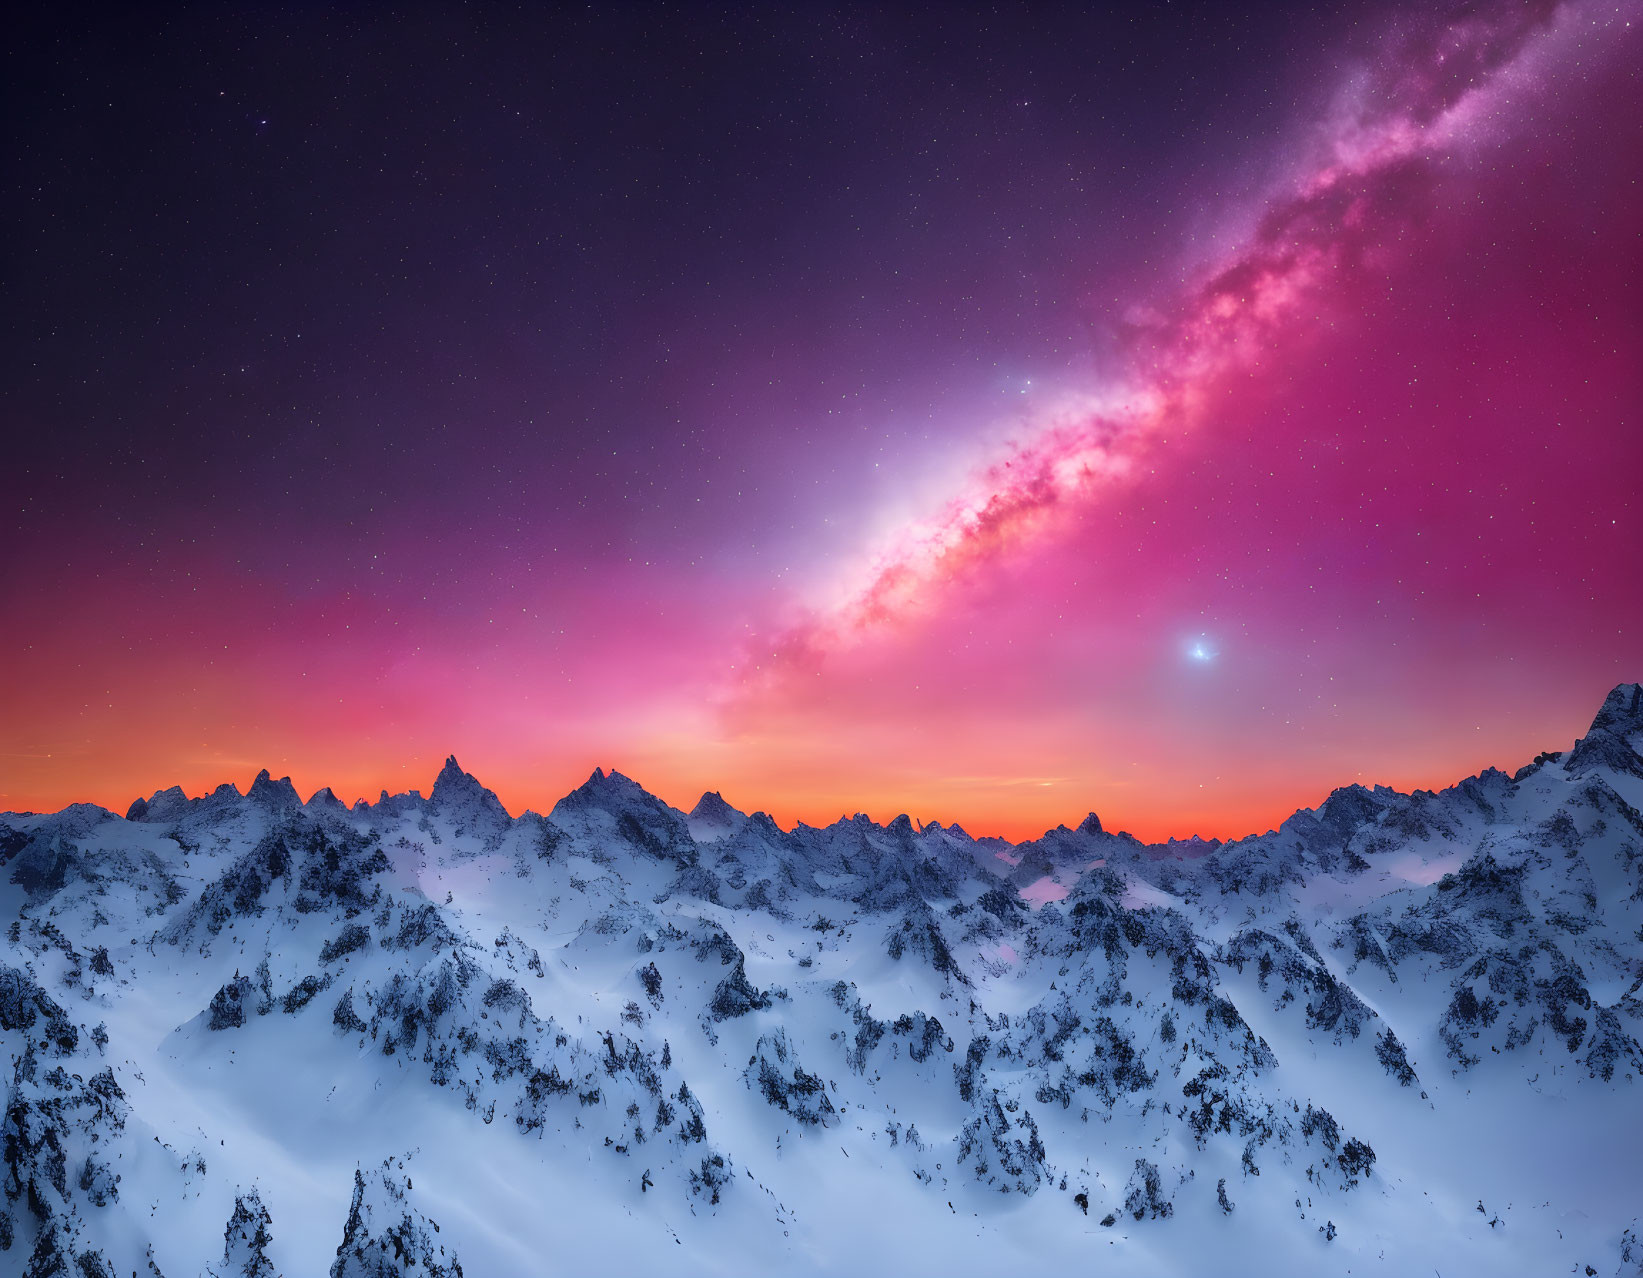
3,685,1641,1276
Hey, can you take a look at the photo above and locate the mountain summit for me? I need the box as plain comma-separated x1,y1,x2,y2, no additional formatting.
246,768,301,809
1568,681,1643,778
427,754,513,839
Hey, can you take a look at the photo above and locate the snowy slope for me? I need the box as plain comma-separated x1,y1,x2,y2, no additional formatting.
2,688,1641,1277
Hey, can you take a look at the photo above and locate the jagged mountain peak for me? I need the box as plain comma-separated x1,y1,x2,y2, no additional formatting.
306,786,348,813
1589,681,1643,734
247,769,301,810
690,790,742,821
1312,783,1389,829
1568,681,1643,779
372,787,427,819
1162,833,1221,851
429,755,509,811
689,790,750,843
557,765,667,810
572,765,660,797
124,779,256,824
1077,811,1104,836
551,768,695,864
133,783,192,823
426,754,512,840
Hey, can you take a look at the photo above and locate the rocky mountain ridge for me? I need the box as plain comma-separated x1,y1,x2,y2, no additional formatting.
1,685,1640,1275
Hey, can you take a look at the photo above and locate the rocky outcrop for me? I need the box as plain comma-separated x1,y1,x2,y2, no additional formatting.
330,1160,462,1278
744,1029,835,1126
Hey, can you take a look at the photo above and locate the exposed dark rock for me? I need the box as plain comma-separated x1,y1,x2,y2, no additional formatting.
1124,1158,1172,1220
330,1160,463,1278
743,1030,835,1126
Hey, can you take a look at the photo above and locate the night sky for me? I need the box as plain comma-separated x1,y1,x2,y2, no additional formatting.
4,1,1639,839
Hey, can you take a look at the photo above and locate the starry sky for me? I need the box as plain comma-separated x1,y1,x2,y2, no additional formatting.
4,1,1640,839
